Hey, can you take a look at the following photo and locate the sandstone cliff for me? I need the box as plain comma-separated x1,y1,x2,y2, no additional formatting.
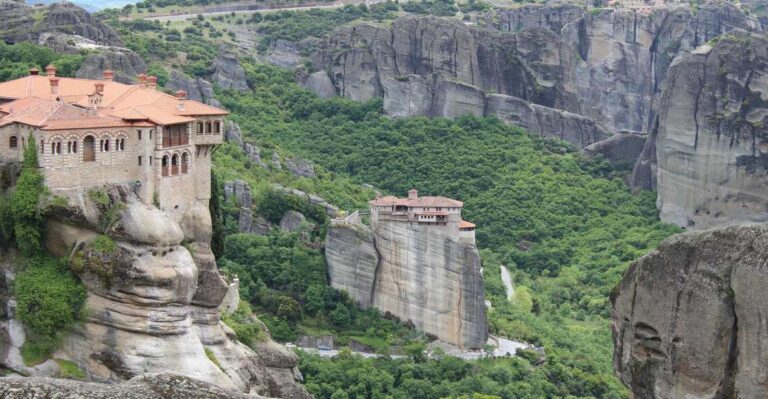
310,2,759,149
326,218,487,348
612,223,768,398
647,32,768,229
0,184,310,399
0,1,122,47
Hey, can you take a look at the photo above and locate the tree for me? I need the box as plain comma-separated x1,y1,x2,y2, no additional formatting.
11,134,44,256
304,284,327,315
329,303,351,327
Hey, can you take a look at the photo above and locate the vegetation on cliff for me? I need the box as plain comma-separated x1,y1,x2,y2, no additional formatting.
211,62,679,398
0,137,87,364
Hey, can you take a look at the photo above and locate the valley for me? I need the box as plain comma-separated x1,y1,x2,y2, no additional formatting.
0,0,767,398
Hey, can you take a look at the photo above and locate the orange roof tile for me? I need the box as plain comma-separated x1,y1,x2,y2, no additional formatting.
0,96,154,131
369,193,463,208
0,74,228,129
459,220,476,229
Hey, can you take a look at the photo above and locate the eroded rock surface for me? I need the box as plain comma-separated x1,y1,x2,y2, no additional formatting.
0,373,262,399
612,223,768,399
326,218,487,348
312,4,759,146
1,185,310,399
650,32,768,229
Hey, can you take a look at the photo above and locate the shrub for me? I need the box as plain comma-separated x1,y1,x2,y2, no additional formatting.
14,256,87,361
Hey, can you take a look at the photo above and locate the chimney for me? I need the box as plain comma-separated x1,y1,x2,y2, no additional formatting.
94,82,104,94
175,89,186,111
103,69,114,81
147,76,158,90
45,64,56,77
408,189,418,200
29,67,39,76
49,77,60,95
137,73,147,88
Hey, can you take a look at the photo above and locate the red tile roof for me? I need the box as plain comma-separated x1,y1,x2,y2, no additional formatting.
370,193,463,208
459,220,476,229
0,73,227,130
0,97,153,130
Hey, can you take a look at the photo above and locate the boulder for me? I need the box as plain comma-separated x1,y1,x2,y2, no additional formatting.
303,71,337,98
223,180,252,209
583,131,647,167
224,121,244,148
612,223,768,399
279,210,306,232
284,157,316,178
212,52,249,91
166,71,220,106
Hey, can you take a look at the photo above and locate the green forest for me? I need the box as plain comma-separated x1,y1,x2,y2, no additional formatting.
0,4,684,396
206,62,680,398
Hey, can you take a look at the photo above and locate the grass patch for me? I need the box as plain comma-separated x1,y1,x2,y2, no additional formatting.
20,342,48,367
90,235,117,255
204,348,223,371
55,359,86,379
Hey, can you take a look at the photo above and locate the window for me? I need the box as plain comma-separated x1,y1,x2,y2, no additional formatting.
40,139,44,153
115,138,125,152
213,121,220,134
72,141,77,153
181,152,189,174
149,157,152,166
150,130,153,139
83,136,95,162
138,130,142,140
205,122,212,134
171,154,179,175
67,142,72,154
138,156,142,166
197,122,203,134
9,136,17,149
100,139,110,152
162,155,169,176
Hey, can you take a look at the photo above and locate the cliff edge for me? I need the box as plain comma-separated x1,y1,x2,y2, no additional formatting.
612,223,768,398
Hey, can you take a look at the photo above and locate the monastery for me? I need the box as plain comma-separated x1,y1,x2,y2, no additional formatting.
0,66,227,215
369,189,476,244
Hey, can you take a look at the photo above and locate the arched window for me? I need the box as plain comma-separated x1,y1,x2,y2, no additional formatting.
100,138,110,152
9,136,17,149
40,139,44,153
162,155,169,176
181,152,189,174
67,141,72,154
115,138,125,152
83,136,95,162
171,154,179,175
72,140,77,153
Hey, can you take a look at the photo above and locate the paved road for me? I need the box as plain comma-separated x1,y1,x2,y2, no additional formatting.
144,0,385,22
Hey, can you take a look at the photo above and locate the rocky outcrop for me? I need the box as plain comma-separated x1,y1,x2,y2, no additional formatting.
648,32,768,229
279,210,307,232
312,2,759,150
302,71,336,99
284,157,316,178
0,184,310,399
326,217,487,348
612,223,768,399
0,1,122,46
584,131,647,167
166,71,221,106
76,50,148,84
0,373,261,399
212,52,250,91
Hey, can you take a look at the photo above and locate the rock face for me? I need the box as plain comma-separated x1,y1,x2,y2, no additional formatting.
0,184,310,399
0,1,122,46
76,50,148,84
212,52,250,91
311,4,759,148
166,71,221,106
0,373,262,399
326,218,487,348
612,223,768,399
647,32,768,229
584,131,647,167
